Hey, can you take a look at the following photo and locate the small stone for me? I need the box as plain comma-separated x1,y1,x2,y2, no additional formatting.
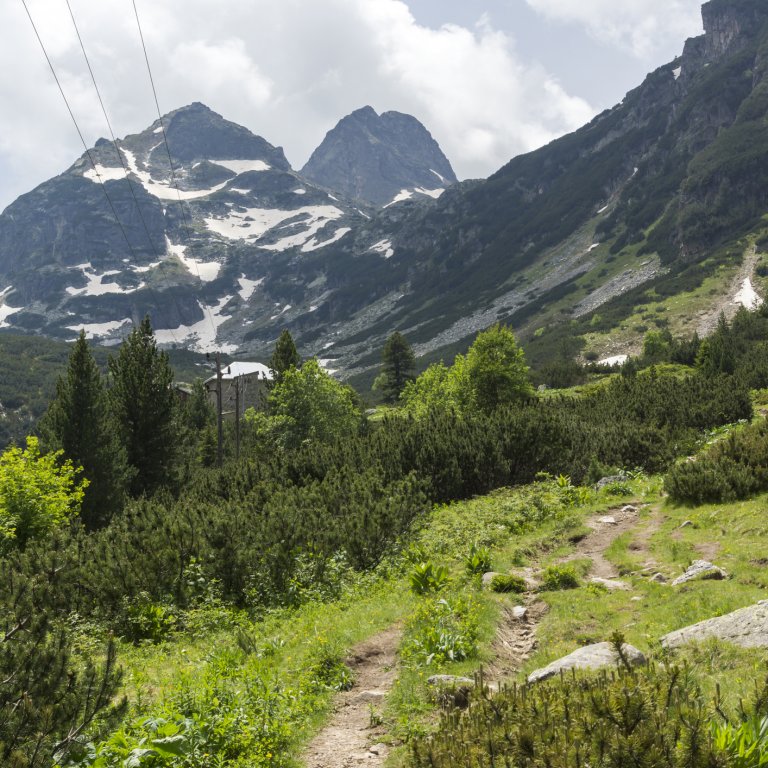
358,690,386,703
591,577,630,591
368,744,387,756
671,559,727,586
630,596,643,601
679,520,693,528
622,505,638,513
650,572,667,583
596,474,627,489
598,516,617,524
512,605,528,619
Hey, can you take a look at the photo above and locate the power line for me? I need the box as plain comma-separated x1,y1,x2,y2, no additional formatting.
19,0,181,346
131,0,219,341
64,0,164,262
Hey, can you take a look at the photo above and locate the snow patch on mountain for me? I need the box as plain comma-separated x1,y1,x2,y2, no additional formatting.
237,275,264,301
302,226,351,252
83,165,125,183
154,296,235,353
369,239,394,259
734,277,762,310
205,205,343,247
66,318,132,339
122,149,228,201
0,287,21,328
211,159,270,174
65,264,143,297
165,237,220,282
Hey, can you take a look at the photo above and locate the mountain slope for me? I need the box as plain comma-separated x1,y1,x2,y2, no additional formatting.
1,0,768,377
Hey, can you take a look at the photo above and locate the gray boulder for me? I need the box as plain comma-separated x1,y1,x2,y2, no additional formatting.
661,600,768,649
671,559,727,585
527,642,646,683
596,474,627,490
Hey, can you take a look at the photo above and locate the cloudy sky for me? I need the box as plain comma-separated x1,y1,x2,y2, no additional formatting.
1,0,705,211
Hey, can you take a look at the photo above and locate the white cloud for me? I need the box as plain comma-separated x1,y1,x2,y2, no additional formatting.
0,0,599,210
525,0,703,59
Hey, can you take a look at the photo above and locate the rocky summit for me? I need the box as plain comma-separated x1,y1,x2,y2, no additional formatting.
301,106,456,207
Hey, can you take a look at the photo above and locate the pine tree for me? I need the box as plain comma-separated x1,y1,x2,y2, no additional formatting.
39,331,128,529
379,332,416,403
269,330,301,381
108,316,177,497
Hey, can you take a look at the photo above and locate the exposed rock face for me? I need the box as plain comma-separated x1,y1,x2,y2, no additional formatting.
527,642,646,684
301,106,457,207
661,600,768,648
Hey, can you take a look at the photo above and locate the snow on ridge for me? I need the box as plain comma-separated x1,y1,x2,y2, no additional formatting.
369,239,394,259
66,318,132,339
211,159,270,174
165,236,220,282
293,188,307,195
734,277,762,310
588,243,600,252
83,165,125,183
154,296,235,353
153,125,163,134
237,275,264,301
270,304,292,320
597,204,609,214
302,227,351,252
673,66,682,80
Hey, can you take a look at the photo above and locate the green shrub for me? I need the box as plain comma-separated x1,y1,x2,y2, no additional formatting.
410,561,450,595
540,564,580,591
464,544,492,575
403,596,480,667
489,574,526,594
410,636,768,768
122,591,178,644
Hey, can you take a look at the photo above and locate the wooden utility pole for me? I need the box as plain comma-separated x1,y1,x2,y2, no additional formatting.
215,352,223,468
234,375,241,460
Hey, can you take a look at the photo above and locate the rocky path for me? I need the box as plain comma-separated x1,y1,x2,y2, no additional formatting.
303,625,401,768
486,504,643,681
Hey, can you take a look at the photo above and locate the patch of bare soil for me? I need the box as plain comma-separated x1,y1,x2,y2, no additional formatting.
303,625,401,768
568,505,641,577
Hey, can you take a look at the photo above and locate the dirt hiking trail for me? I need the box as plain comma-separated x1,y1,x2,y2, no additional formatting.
303,503,662,767
303,625,401,768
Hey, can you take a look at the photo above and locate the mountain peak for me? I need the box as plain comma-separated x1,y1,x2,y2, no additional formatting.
301,106,456,207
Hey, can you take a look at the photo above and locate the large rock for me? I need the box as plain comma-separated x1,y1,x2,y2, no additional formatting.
671,559,727,585
661,600,768,649
527,642,646,683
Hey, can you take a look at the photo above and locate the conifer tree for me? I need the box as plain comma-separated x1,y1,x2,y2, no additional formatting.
269,330,301,380
378,331,416,403
108,316,177,497
39,331,128,529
